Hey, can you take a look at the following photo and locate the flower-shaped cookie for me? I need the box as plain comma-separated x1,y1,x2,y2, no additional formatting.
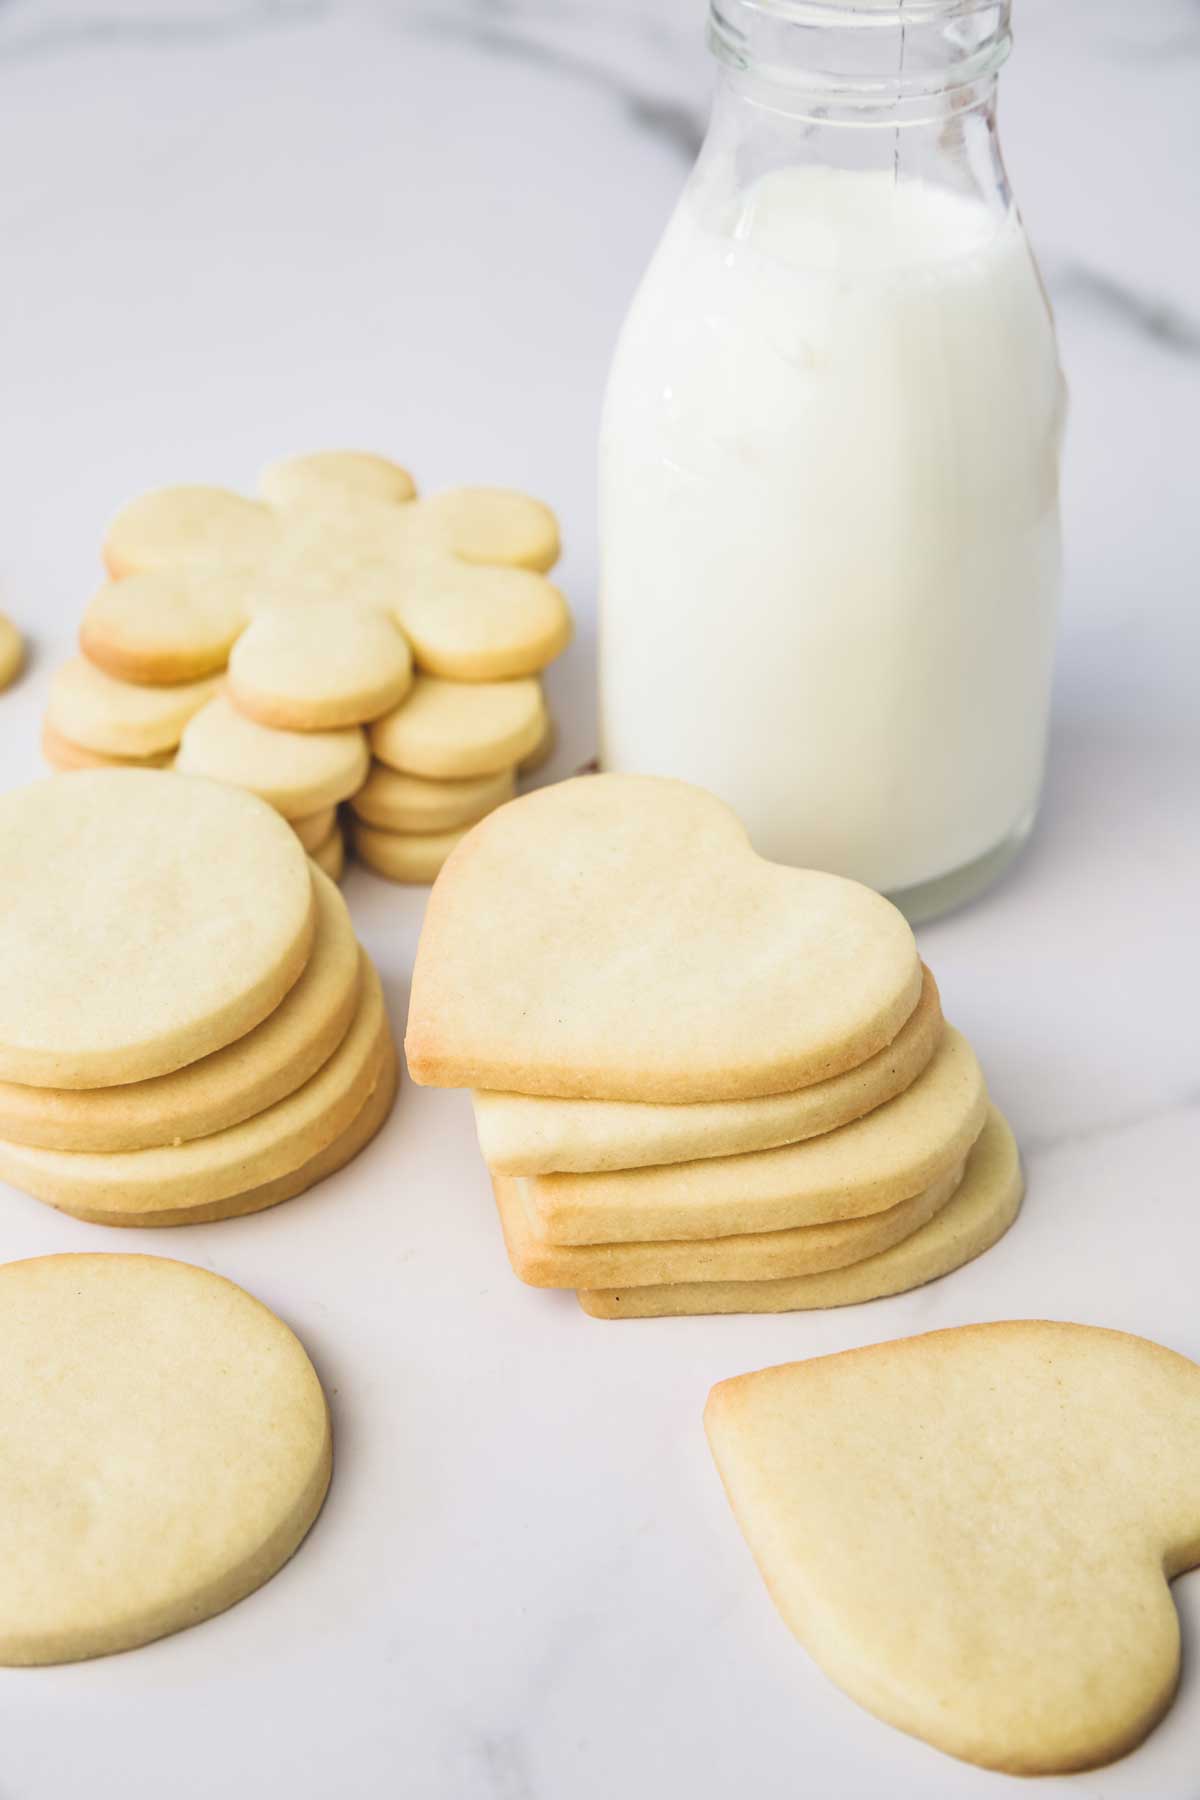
90,451,570,685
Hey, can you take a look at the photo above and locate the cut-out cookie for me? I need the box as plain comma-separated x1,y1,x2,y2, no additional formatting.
0,1252,330,1665
495,1159,963,1289
351,762,514,834
80,569,249,684
291,804,337,851
309,822,345,883
406,775,922,1102
475,966,942,1175
103,484,278,578
46,655,220,758
580,1103,1020,1316
0,771,315,1089
227,600,414,730
370,675,545,779
0,613,24,690
41,720,172,772
416,486,560,572
524,1026,984,1245
0,871,358,1152
176,694,369,817
259,449,417,509
702,1301,1200,1773
0,958,391,1225
103,460,570,681
350,818,469,885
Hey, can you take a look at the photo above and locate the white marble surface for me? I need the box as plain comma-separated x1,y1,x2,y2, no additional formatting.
0,2,1198,1795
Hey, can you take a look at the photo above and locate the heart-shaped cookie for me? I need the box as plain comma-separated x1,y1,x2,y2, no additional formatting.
406,775,921,1102
705,1319,1200,1773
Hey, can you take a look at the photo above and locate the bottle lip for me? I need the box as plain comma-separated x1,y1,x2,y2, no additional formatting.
709,0,1012,97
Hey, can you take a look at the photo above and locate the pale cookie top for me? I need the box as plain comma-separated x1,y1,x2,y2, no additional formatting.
0,770,316,1088
370,674,545,779
0,868,359,1153
0,613,24,691
46,655,221,757
260,449,417,509
406,775,922,1103
176,693,369,817
227,599,414,730
705,1318,1200,1775
416,486,560,572
103,484,279,578
81,569,249,684
0,1253,330,1666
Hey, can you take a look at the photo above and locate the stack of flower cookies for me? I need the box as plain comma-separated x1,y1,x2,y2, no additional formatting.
0,768,396,1226
41,450,572,882
406,774,1023,1318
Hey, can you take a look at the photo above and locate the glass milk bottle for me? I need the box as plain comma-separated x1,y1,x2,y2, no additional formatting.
599,0,1065,921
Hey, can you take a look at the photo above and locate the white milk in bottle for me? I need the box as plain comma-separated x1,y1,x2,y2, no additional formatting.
600,0,1065,919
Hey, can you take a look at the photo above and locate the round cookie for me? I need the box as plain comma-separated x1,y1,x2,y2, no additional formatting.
46,655,221,758
0,870,358,1152
260,450,417,509
351,819,470,885
292,804,337,851
391,558,571,682
310,823,345,883
0,1253,330,1665
0,613,24,690
103,484,277,578
519,711,557,775
0,958,392,1225
176,694,369,818
370,675,545,779
80,569,250,684
41,720,172,772
227,600,414,730
0,770,316,1088
578,1104,1022,1316
417,486,560,572
351,762,514,834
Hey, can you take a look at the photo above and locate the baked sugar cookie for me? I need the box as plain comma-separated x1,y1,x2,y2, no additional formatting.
0,771,315,1088
41,720,172,772
0,870,358,1152
0,1253,329,1665
310,823,345,883
519,710,557,775
527,1028,985,1245
351,762,514,834
702,1301,1200,1773
46,655,220,758
292,804,337,851
417,486,560,572
80,568,249,684
103,484,277,578
0,958,391,1224
176,694,369,817
370,675,545,779
406,775,922,1102
496,1159,963,1290
0,613,24,690
391,555,571,683
350,819,468,885
580,1104,1020,1317
227,600,413,729
260,449,417,509
475,966,942,1174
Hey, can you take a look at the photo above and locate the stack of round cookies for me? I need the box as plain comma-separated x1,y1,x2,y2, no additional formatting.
0,770,396,1226
405,775,1023,1318
41,450,572,883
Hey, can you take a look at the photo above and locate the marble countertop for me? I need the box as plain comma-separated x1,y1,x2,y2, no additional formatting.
0,2,1197,1796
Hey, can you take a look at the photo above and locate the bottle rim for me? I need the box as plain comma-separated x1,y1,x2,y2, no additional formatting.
709,0,1013,96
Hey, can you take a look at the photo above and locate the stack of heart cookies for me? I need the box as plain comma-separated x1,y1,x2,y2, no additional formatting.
0,768,396,1226
405,774,1023,1318
41,450,572,882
